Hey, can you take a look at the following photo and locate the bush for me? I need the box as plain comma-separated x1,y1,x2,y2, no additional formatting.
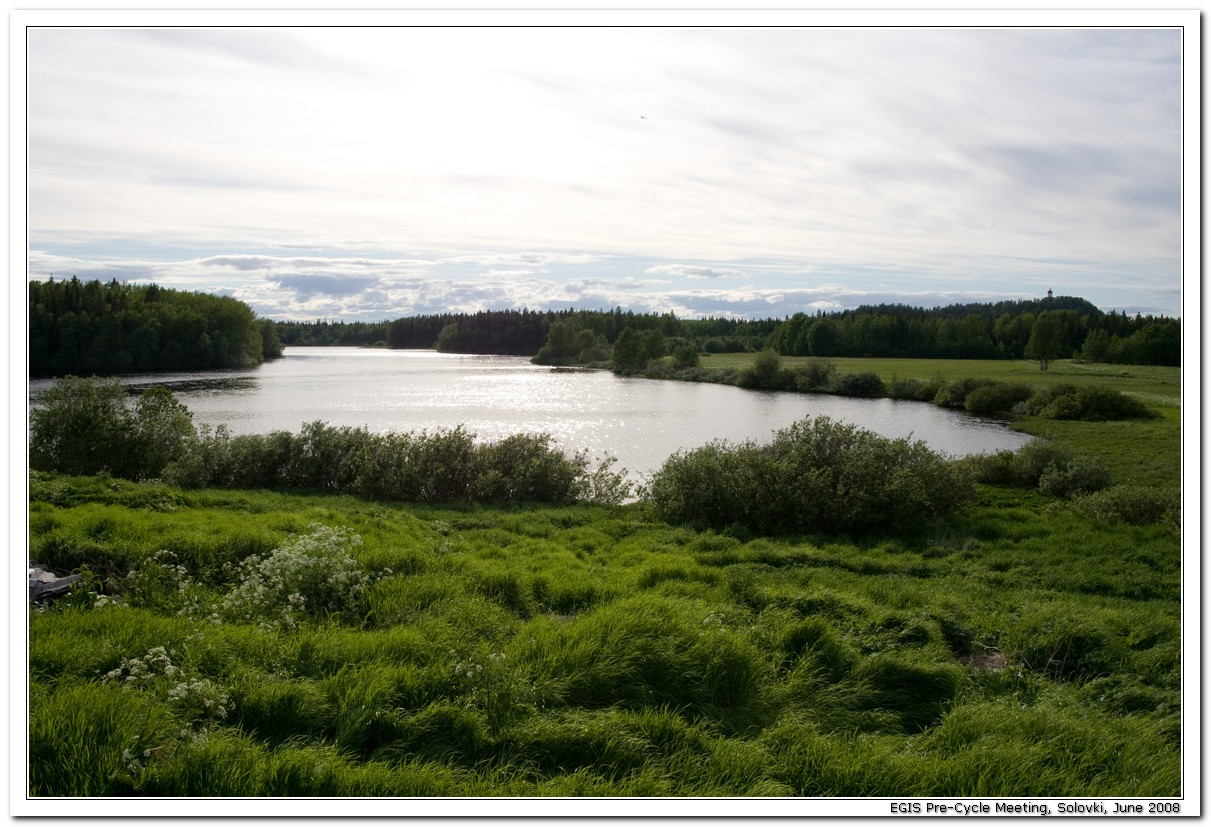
1022,385,1157,421
886,375,943,402
826,372,885,398
671,342,700,370
1069,485,1180,528
790,359,837,392
737,350,787,390
962,382,1033,416
284,422,374,491
644,440,787,531
1038,455,1111,498
958,439,1111,498
30,377,194,480
1012,439,1077,486
471,433,585,503
933,378,993,409
647,416,973,536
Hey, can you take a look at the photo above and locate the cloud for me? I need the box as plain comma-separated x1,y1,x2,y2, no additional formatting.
24,25,1186,320
444,252,604,268
269,274,383,299
645,264,749,280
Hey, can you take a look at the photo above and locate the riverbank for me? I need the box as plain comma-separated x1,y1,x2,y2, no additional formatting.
613,353,1181,488
28,468,1181,800
24,356,1186,802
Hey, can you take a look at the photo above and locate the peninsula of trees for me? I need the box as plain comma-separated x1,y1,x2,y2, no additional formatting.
28,278,282,376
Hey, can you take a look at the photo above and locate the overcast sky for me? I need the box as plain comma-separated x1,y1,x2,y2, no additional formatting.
24,20,1189,321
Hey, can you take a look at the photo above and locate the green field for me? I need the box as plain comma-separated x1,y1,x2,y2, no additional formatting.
700,354,1181,405
24,357,1186,801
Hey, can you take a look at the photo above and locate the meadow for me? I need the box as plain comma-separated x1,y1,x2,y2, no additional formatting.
25,358,1183,799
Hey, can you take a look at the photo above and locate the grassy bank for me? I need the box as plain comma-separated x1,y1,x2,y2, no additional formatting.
683,355,1180,489
698,354,1181,403
27,473,1180,797
25,358,1185,799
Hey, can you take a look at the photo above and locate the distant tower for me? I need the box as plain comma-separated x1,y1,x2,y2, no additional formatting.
1046,289,1053,299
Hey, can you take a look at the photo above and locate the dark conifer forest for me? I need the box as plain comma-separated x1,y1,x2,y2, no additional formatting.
28,278,282,376
29,279,1179,375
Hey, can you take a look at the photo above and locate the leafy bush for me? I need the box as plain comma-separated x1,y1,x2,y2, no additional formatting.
1021,385,1157,421
737,349,789,390
643,440,784,531
958,439,1110,498
165,426,296,490
1012,439,1077,485
471,433,584,502
284,422,375,491
647,416,972,536
790,359,837,392
1038,455,1111,498
886,375,943,402
933,378,994,409
1069,485,1180,528
30,377,193,480
826,372,885,398
27,377,620,505
962,381,1033,416
671,342,700,370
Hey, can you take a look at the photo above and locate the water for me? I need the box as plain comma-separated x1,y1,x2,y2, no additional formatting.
28,347,1031,478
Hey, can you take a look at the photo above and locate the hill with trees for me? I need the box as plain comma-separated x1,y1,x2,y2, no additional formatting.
28,278,282,376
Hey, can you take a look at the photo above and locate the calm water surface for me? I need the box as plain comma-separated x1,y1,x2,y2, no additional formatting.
30,347,1031,478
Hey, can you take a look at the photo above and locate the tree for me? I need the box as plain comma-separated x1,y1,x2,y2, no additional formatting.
1079,328,1110,363
29,376,132,476
1025,311,1064,371
671,341,700,370
128,387,197,479
807,318,841,357
434,322,460,352
533,320,578,364
611,328,645,373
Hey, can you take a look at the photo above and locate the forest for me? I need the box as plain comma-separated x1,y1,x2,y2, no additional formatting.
275,297,1179,368
28,278,282,375
28,280,1180,377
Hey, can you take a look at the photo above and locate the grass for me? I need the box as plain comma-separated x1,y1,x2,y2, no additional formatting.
698,354,1181,405
24,355,1185,800
27,458,1181,797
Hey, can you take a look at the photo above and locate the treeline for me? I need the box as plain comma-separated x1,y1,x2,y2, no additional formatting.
29,278,282,376
766,297,1180,366
275,308,775,357
278,296,1178,369
38,279,1178,376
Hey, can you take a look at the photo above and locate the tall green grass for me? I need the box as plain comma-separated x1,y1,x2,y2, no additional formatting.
26,466,1180,797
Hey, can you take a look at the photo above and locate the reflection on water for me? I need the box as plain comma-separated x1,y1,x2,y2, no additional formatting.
29,347,1032,478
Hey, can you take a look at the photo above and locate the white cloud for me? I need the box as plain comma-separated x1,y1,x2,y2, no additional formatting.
645,264,748,280
23,22,1187,319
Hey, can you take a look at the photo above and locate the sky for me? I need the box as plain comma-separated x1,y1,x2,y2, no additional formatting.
23,17,1191,321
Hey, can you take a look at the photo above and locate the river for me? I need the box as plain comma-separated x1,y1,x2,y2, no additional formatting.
28,347,1031,479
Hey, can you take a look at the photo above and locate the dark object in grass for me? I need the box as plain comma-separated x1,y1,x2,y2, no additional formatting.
28,563,80,603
